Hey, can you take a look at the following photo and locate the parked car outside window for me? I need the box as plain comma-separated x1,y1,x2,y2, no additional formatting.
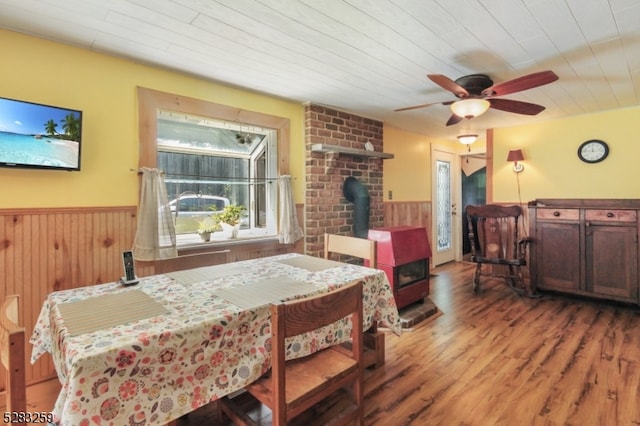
168,194,230,234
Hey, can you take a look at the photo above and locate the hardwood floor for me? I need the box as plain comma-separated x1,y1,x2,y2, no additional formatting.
8,261,640,425
365,262,640,425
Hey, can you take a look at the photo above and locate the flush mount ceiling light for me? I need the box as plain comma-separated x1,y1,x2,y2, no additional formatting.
450,99,491,119
457,116,480,148
457,134,478,145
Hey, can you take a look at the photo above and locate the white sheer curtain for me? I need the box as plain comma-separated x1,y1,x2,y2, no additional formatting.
278,175,303,244
133,168,178,261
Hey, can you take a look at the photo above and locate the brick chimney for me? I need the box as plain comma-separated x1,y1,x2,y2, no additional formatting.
304,104,384,258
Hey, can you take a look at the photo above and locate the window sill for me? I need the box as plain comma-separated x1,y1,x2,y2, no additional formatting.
176,233,280,253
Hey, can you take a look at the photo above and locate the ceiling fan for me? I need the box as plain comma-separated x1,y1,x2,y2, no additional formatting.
395,70,559,126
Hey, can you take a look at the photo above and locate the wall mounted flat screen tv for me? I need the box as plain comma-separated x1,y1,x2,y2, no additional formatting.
0,96,82,171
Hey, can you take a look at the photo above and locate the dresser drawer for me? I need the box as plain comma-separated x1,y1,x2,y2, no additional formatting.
585,209,637,223
536,208,580,221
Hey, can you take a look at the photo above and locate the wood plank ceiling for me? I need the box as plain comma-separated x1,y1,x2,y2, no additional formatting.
1,0,639,140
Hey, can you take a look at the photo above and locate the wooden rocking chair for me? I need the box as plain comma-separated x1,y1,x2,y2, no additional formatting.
465,204,535,296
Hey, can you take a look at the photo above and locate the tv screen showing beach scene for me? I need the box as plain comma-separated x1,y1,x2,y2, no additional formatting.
0,96,82,171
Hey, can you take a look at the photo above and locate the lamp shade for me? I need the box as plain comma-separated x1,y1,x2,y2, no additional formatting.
457,134,478,145
507,149,524,162
450,99,491,118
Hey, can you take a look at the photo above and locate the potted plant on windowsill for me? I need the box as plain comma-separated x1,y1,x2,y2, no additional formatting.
196,216,221,242
218,204,247,239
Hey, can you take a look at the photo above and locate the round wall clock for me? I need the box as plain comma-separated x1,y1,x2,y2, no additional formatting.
577,139,609,163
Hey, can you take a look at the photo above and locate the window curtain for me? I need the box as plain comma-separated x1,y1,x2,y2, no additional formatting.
133,168,178,261
278,175,303,244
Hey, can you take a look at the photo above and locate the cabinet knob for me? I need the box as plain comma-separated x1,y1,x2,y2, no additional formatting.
553,211,560,217
607,212,614,218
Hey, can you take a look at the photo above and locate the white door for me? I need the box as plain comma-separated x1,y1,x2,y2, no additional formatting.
431,147,457,266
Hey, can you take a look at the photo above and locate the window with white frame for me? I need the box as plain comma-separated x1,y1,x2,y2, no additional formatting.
137,87,291,248
156,110,278,244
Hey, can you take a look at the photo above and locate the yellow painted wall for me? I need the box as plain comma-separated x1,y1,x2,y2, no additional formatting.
382,125,431,201
383,124,479,202
493,106,640,203
0,30,305,208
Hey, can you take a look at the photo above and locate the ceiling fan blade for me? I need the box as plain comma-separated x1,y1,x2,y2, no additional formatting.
488,98,546,115
428,74,469,98
446,114,464,126
481,70,558,97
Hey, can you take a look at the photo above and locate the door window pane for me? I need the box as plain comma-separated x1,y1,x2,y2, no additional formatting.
436,159,452,252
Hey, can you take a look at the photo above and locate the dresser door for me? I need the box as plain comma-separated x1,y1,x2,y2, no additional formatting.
585,210,639,302
535,209,581,292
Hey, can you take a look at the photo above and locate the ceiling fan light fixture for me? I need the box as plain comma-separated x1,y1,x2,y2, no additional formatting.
457,134,478,145
450,99,490,118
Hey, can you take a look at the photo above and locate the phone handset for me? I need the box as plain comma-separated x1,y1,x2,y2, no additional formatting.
120,250,139,286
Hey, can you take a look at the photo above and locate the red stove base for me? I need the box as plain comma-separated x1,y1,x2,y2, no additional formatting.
368,226,432,309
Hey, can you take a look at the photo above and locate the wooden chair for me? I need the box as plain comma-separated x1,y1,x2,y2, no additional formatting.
218,280,364,426
465,204,534,296
1,295,27,414
325,233,384,368
324,233,376,268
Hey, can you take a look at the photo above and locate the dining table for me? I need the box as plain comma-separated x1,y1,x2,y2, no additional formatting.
30,253,402,426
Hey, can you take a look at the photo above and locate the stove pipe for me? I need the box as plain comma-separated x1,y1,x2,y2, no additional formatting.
343,176,370,238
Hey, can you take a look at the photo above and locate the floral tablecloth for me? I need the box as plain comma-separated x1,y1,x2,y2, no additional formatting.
30,253,401,426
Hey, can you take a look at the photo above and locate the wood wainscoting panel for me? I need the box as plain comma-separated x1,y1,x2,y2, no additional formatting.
1,206,138,385
383,201,431,229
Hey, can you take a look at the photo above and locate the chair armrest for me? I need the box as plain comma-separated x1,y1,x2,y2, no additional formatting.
517,237,532,258
518,236,533,246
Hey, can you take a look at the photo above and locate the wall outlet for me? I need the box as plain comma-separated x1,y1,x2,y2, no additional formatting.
388,190,393,200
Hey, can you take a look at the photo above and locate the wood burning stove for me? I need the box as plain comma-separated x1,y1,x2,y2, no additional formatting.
367,226,432,309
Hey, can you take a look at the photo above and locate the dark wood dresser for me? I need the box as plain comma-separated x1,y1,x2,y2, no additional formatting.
529,199,640,304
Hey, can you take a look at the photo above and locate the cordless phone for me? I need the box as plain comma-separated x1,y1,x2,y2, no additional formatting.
120,250,139,286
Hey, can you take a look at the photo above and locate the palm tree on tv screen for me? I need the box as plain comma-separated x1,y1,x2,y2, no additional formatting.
62,113,81,142
44,119,58,137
